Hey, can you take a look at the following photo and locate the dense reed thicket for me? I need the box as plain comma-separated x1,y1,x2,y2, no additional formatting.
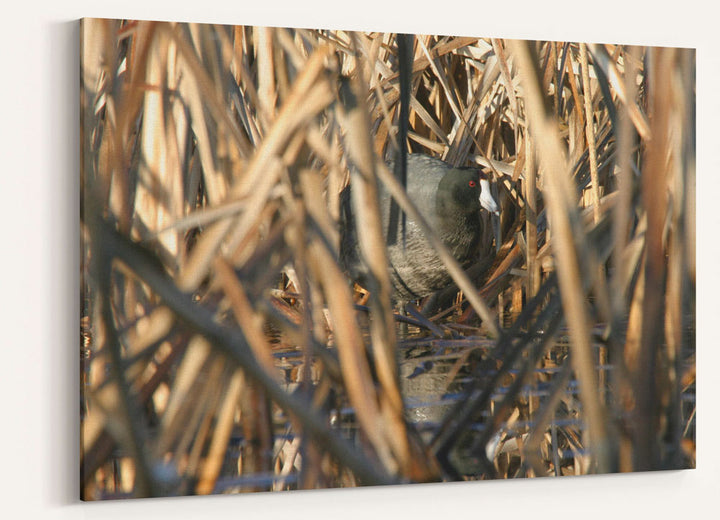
80,19,695,499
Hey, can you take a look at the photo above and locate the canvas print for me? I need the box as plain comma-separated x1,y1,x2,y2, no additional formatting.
80,18,696,500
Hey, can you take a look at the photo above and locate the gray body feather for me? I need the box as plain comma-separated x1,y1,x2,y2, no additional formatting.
340,154,489,301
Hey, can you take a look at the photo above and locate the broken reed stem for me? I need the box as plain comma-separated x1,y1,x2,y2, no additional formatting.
214,258,279,378
91,227,160,497
98,218,396,486
336,36,412,474
611,46,640,315
579,43,602,224
306,237,398,474
524,361,574,476
156,335,211,456
176,42,333,292
524,129,540,299
510,39,612,474
634,46,674,471
609,47,641,472
195,369,244,495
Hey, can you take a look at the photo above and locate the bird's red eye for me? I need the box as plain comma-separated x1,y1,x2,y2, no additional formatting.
468,180,476,187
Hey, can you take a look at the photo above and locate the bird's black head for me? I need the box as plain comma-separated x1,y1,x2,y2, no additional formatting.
437,166,497,216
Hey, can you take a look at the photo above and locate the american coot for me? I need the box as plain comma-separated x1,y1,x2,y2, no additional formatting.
340,154,499,302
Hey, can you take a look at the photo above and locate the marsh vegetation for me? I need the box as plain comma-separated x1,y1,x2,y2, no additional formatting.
80,19,695,499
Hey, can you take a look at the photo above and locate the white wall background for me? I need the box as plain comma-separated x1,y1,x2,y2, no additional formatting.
1,1,717,518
